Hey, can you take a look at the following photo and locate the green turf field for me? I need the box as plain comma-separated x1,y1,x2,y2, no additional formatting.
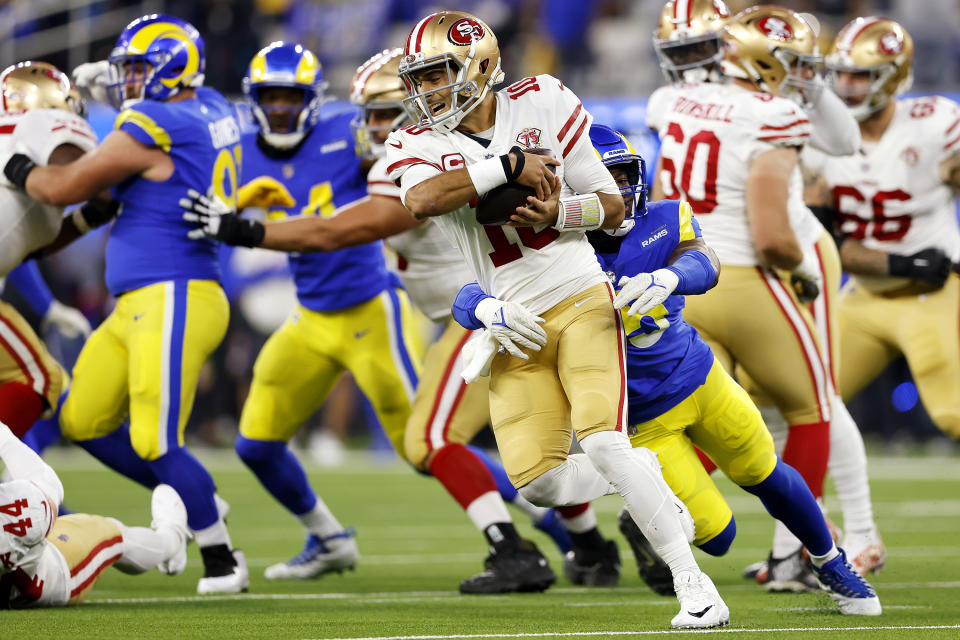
4,449,959,639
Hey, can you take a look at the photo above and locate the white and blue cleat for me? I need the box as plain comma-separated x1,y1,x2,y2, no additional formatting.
812,548,882,616
265,528,359,580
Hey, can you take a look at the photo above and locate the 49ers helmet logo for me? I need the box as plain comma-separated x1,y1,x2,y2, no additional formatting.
757,16,793,41
448,18,485,46
879,31,904,55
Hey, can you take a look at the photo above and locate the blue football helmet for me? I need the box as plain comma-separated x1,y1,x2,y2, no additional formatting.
243,41,325,150
589,124,648,237
106,14,205,110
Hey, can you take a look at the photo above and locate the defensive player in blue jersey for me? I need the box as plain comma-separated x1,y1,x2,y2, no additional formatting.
453,124,882,617
213,42,422,580
1,15,247,594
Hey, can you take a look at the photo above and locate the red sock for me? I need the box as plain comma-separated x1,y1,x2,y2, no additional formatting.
695,447,717,474
429,443,499,510
0,381,43,439
781,420,830,498
557,504,591,519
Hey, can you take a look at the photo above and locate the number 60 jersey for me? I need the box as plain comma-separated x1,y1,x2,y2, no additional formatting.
386,74,619,315
803,95,960,288
646,82,823,266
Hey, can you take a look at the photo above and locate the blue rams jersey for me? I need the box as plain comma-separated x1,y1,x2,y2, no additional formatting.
107,87,240,295
241,108,392,311
597,200,715,424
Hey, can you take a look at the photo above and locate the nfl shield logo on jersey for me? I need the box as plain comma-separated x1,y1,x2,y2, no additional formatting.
516,127,542,147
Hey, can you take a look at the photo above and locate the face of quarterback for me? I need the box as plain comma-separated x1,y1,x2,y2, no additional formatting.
609,166,635,215
833,70,873,107
258,86,306,133
411,66,453,117
366,107,404,144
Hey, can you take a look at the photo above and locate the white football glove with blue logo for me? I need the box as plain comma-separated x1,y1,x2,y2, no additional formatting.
613,269,680,316
474,297,547,360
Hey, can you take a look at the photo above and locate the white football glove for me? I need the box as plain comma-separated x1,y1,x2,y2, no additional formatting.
71,61,111,104
460,330,499,384
474,297,547,360
181,188,234,240
42,301,92,339
613,269,680,316
790,251,822,303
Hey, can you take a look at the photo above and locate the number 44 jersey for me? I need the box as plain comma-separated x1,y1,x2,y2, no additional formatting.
646,82,822,267
386,74,619,315
803,96,960,269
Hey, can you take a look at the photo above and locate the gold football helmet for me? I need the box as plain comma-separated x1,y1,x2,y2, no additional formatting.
722,5,822,106
398,11,504,133
350,48,411,159
0,61,86,116
826,17,913,121
654,0,731,84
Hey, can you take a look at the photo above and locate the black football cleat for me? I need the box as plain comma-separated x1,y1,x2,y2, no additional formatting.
459,539,556,594
618,508,675,596
563,538,622,587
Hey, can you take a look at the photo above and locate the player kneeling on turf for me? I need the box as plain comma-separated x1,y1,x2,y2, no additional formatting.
0,422,190,608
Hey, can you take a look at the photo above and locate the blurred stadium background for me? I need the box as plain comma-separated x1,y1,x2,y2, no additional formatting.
1,0,958,461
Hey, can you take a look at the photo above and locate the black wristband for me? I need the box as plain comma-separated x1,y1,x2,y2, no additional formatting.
219,216,265,247
79,200,121,229
4,153,37,189
500,145,525,182
887,253,912,278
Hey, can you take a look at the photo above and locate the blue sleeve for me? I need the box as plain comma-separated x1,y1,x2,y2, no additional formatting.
452,282,491,330
666,249,717,295
6,261,54,316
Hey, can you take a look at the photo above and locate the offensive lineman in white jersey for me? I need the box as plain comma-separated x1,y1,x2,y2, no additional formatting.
805,18,960,438
183,48,622,592
0,62,116,441
0,421,190,607
647,2,885,583
386,10,726,629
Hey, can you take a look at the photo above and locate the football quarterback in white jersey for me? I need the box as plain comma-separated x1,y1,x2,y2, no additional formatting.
0,62,114,441
648,2,884,582
805,18,960,442
0,421,190,608
384,10,727,629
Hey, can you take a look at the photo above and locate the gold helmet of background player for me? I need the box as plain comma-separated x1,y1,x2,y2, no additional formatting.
398,11,504,134
826,17,913,122
654,0,731,84
350,48,411,159
0,61,86,117
722,5,823,107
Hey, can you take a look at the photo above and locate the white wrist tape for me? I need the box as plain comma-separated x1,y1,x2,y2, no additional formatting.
467,156,509,196
554,193,603,231
70,208,91,234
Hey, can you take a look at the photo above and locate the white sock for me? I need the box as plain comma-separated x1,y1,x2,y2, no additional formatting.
772,520,804,559
560,506,598,534
810,543,840,568
580,431,699,576
194,518,232,549
828,396,877,533
759,405,790,455
465,491,512,531
112,521,181,575
508,491,552,524
297,498,344,538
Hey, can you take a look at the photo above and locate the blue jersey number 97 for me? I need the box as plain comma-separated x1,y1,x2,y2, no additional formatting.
212,145,243,208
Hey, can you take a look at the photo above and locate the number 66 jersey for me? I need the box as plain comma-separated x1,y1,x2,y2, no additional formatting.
803,95,960,292
386,74,619,314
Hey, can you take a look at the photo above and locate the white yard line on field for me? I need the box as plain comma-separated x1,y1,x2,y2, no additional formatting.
307,625,960,640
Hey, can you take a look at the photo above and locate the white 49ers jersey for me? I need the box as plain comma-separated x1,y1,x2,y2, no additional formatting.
803,96,960,276
0,108,97,276
367,157,474,322
386,74,618,314
647,82,822,266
